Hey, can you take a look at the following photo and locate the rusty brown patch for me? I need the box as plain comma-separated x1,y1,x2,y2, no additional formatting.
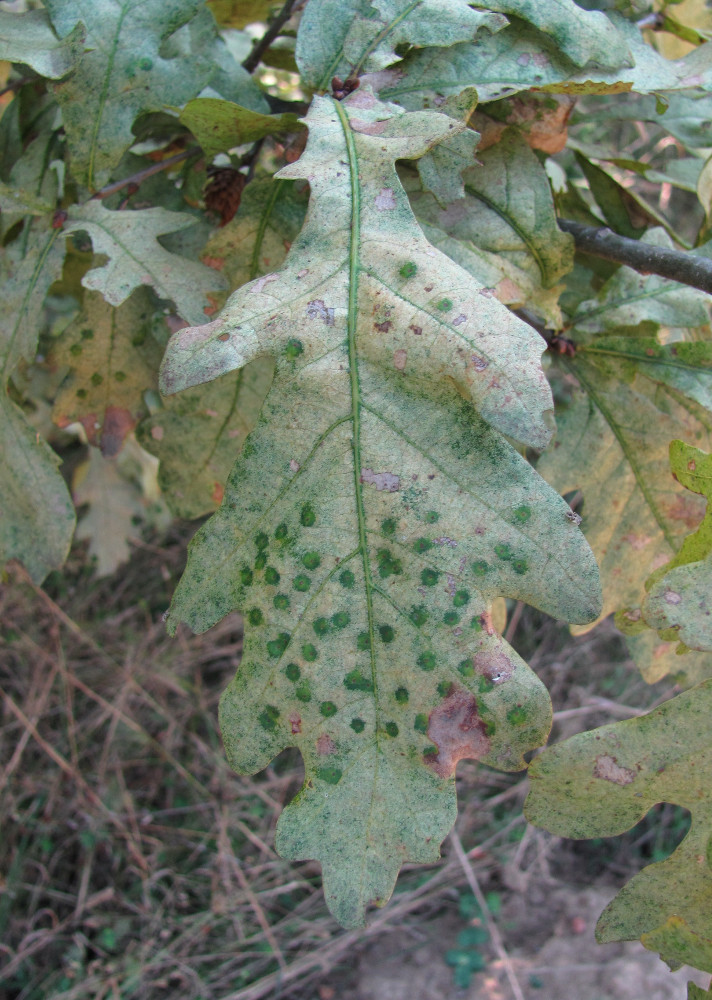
425,688,490,779
473,650,514,683
211,481,224,505
289,713,301,735
100,406,134,457
316,733,336,755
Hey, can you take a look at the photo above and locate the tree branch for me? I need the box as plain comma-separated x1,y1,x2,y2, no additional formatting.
242,0,301,74
91,149,195,200
558,218,712,295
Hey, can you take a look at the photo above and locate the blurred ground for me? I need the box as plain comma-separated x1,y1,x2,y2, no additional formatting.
0,526,707,1000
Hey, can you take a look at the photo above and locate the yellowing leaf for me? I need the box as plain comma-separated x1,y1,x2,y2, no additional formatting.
52,290,161,458
643,443,712,652
159,94,601,927
525,680,712,973
64,202,226,326
180,98,304,158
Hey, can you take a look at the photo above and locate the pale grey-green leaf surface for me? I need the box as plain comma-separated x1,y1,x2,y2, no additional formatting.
158,94,601,927
373,16,712,107
296,0,507,89
0,224,75,581
0,9,85,79
64,202,226,326
45,0,214,189
525,681,712,972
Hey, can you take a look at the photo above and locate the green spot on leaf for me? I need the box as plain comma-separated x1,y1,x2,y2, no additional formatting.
410,606,429,627
385,721,399,737
267,632,290,657
382,518,397,536
379,624,395,643
293,574,311,591
255,532,269,550
512,558,528,575
295,682,311,702
285,338,304,358
472,560,489,576
394,687,409,703
399,261,417,278
436,298,453,311
421,568,439,586
302,643,318,662
351,717,365,733
453,590,470,607
344,670,373,692
417,651,436,671
414,713,428,734
357,631,371,651
317,766,342,785
275,523,288,540
443,611,460,625
301,502,316,526
320,700,337,717
458,659,474,677
264,566,280,585
495,543,512,560
313,617,330,636
302,551,321,570
413,537,432,553
285,663,300,681
339,569,355,588
258,705,280,731
424,510,439,523
254,552,267,570
513,505,531,522
332,610,350,630
274,593,290,610
248,608,263,626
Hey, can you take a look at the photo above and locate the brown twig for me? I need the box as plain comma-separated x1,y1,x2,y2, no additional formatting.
91,148,195,200
0,75,35,99
242,0,301,74
450,829,526,1000
558,218,712,295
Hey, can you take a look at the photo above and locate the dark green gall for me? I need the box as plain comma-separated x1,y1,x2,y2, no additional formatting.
424,510,439,523
413,537,432,554
255,532,269,550
414,713,428,734
332,611,350,630
417,651,436,671
285,663,300,681
80,328,93,340
344,670,373,691
317,766,342,785
274,593,290,610
394,687,409,704
339,569,355,588
379,624,395,643
436,298,453,312
513,505,531,522
410,605,428,627
254,552,267,570
477,675,494,694
300,503,316,526
356,632,371,651
423,746,438,758
275,523,288,540
285,338,304,358
437,682,452,698
351,717,365,733
458,659,474,677
453,590,470,607
384,722,399,738
376,548,402,578
495,543,513,560
293,574,311,591
264,566,280,585
248,608,263,626
470,616,482,631
302,551,321,570
512,558,528,575
70,343,82,356
267,632,290,657
320,701,337,717
399,261,417,278
76,388,87,399
91,372,103,386
421,568,439,587
295,682,311,702
472,560,489,576
139,57,153,70
258,705,280,731
381,518,397,537
302,643,318,662
443,611,460,626
313,617,330,636
114,371,126,382
507,706,528,725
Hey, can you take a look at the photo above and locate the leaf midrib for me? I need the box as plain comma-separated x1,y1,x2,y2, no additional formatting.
87,2,129,191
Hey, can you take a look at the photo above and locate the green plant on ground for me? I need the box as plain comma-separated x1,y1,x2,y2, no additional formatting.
2,0,712,994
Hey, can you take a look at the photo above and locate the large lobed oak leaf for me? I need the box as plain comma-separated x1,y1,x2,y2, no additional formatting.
158,93,601,927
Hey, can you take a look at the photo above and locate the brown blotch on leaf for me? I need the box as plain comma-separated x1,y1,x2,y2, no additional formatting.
289,713,301,735
99,405,136,458
316,733,336,755
473,650,513,682
204,167,246,226
425,688,490,779
593,754,636,786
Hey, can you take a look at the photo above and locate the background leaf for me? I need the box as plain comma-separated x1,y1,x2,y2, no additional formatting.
525,680,712,973
64,202,227,326
0,9,85,80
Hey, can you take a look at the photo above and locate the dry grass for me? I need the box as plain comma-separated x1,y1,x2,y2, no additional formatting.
0,529,676,1000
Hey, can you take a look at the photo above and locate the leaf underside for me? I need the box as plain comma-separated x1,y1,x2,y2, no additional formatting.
159,93,601,927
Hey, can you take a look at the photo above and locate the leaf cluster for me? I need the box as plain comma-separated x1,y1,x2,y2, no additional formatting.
2,0,712,986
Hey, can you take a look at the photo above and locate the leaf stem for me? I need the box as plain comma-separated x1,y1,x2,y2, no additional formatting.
242,0,301,74
558,218,712,295
91,149,195,200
